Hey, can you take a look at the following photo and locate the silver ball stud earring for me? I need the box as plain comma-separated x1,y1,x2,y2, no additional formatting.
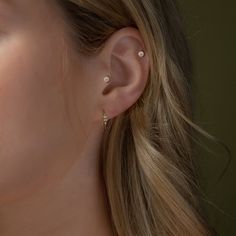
104,75,111,83
138,50,145,58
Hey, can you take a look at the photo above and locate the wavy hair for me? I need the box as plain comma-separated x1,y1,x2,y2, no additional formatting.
55,0,223,235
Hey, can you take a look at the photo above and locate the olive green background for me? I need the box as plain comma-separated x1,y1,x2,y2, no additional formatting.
178,1,236,235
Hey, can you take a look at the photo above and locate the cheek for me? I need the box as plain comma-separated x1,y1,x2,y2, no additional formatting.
0,34,69,203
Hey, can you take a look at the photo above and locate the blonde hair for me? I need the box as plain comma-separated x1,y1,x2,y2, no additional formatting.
56,0,222,235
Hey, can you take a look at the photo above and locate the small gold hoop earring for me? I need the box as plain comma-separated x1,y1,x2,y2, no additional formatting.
103,110,109,130
138,50,145,58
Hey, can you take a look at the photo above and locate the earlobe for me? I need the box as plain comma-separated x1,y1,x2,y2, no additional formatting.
100,27,150,121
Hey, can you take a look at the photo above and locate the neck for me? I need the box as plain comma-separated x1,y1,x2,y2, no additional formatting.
0,146,114,236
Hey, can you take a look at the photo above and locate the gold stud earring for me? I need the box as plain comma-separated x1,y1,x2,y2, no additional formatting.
138,50,145,58
104,75,111,83
103,110,109,130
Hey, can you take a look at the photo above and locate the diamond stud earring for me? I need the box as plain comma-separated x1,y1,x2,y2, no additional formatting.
104,76,111,83
138,50,145,58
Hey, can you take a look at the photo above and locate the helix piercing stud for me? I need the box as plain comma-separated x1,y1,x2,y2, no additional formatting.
138,50,145,58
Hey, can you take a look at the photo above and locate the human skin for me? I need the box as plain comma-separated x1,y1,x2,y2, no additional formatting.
0,0,150,235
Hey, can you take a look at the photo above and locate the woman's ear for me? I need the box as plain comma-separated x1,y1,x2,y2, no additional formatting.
98,27,150,119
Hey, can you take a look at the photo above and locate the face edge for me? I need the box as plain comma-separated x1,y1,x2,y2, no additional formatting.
0,0,89,203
